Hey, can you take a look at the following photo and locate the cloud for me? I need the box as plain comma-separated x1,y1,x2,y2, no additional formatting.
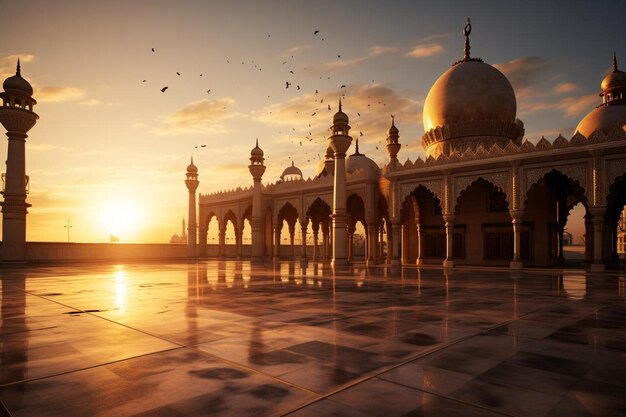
0,54,34,79
553,82,579,94
283,45,311,56
158,97,237,135
309,45,399,72
519,93,597,118
36,86,85,103
405,43,444,58
494,57,552,98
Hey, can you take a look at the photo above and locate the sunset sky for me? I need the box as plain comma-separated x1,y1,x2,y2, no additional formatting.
1,0,625,243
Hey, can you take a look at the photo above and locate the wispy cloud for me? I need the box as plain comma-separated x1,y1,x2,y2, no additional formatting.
158,97,237,135
309,46,400,72
553,82,579,94
494,57,553,98
519,93,597,118
37,86,85,103
0,54,34,79
27,143,74,152
405,43,444,58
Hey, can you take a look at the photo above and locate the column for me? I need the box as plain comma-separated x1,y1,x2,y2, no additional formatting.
416,224,424,266
274,226,281,260
312,224,319,262
443,215,455,268
218,226,226,258
347,226,354,262
300,218,309,260
390,220,401,266
187,189,197,258
199,224,207,257
289,222,296,260
401,224,409,264
250,177,264,261
367,224,377,265
235,227,242,259
321,221,329,262
591,211,605,272
379,224,385,262
510,211,524,269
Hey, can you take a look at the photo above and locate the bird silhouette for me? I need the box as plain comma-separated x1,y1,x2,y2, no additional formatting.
340,84,346,88
286,81,291,89
207,89,211,94
160,86,168,92
142,80,146,82
297,85,301,90
151,48,155,52
314,30,319,35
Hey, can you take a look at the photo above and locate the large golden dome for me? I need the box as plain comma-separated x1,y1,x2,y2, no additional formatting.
423,60,516,132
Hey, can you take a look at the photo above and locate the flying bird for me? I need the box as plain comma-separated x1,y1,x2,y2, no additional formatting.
160,86,168,92
142,80,146,82
297,85,301,90
289,70,294,74
151,48,155,52
286,81,291,89
176,72,180,76
340,85,346,88
337,55,341,58
207,90,211,94
201,145,206,147
314,30,319,35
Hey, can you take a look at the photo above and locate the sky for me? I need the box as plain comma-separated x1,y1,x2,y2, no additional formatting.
0,0,624,243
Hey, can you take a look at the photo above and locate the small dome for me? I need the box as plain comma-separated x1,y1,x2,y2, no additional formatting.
575,105,626,137
601,70,626,93
315,159,327,177
251,140,264,157
187,156,198,173
280,161,302,180
388,120,399,135
346,153,379,179
423,60,516,132
3,60,33,97
333,109,349,125
325,144,334,159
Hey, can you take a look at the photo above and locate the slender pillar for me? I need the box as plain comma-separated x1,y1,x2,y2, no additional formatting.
321,221,329,261
379,224,385,262
390,220,401,266
300,218,309,260
591,212,605,272
0,61,38,262
416,224,424,266
510,211,524,269
347,230,354,261
199,225,207,257
235,227,242,259
443,215,455,268
312,225,319,261
367,224,376,265
218,227,226,258
289,222,296,260
274,226,281,259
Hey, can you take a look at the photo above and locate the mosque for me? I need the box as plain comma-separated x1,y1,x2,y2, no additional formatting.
189,23,626,271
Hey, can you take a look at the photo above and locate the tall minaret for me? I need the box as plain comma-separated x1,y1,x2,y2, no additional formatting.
182,218,187,241
185,157,199,258
329,99,352,267
0,60,39,262
386,115,401,167
248,139,266,261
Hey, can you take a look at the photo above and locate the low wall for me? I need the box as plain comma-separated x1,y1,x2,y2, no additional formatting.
23,242,188,263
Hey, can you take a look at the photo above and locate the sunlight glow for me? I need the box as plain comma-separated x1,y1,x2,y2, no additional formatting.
98,198,143,240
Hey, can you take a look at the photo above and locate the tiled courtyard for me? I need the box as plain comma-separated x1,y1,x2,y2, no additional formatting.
1,261,625,417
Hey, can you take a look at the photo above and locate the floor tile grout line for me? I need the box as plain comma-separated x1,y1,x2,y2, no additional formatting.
0,347,183,389
279,307,544,416
375,377,519,417
15,289,323,398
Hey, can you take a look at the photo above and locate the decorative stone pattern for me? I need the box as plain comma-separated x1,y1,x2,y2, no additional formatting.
453,171,511,204
304,194,332,214
607,158,626,189
523,163,589,203
399,179,443,205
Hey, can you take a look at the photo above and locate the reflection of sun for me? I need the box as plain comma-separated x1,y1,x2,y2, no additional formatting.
98,199,142,239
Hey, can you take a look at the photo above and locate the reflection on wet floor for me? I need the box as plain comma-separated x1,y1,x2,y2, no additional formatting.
1,261,626,416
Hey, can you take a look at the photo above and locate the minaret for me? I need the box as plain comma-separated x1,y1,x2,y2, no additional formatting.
185,157,199,258
0,60,39,262
329,98,352,267
182,218,186,241
248,139,266,261
386,115,401,165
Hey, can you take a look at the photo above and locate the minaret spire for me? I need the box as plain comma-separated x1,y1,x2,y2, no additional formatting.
463,18,472,61
256,138,259,147
338,97,342,112
16,58,21,77
613,51,618,72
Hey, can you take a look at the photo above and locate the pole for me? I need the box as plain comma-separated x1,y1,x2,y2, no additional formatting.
64,219,72,242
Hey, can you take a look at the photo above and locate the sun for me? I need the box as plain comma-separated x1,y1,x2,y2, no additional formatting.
98,198,142,240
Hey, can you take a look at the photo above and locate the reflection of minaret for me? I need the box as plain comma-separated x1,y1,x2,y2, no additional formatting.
0,61,39,262
186,264,199,347
1,270,28,395
182,218,187,241
185,157,199,258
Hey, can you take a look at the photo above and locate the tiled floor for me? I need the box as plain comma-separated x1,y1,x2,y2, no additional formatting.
1,261,625,416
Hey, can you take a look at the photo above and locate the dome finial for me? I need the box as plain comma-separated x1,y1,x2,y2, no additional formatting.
613,51,618,72
463,18,472,61
256,138,259,147
338,97,342,112
355,137,360,154
16,58,21,77
191,155,194,165
391,114,395,126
